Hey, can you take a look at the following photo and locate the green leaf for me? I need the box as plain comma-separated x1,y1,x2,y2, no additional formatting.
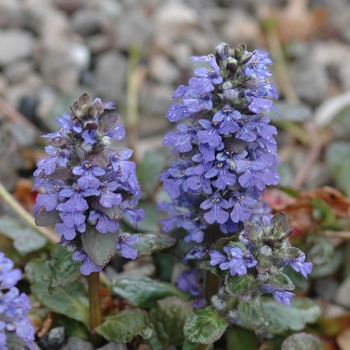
184,307,229,344
131,233,177,256
95,309,153,343
154,252,176,282
268,272,295,291
111,275,189,308
81,226,118,266
137,151,166,194
197,260,223,278
25,259,89,326
307,236,335,267
49,244,81,291
263,297,322,335
269,101,312,123
271,212,289,233
281,332,323,350
0,216,47,254
310,198,336,228
243,220,261,245
225,274,258,296
133,200,160,232
146,297,192,348
325,141,350,197
310,247,343,278
56,315,89,340
182,339,199,350
238,297,269,337
226,326,259,350
282,266,310,293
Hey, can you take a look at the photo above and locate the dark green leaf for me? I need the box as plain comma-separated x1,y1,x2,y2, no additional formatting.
283,266,310,293
225,274,258,296
35,207,62,227
56,315,89,340
310,247,343,278
95,309,153,343
131,233,177,256
325,141,350,197
25,259,89,326
81,226,118,266
111,275,189,308
271,212,289,233
307,236,335,267
137,151,166,194
182,339,199,350
146,297,192,347
49,244,81,290
183,307,229,344
197,260,223,277
226,325,259,350
263,297,321,335
0,216,47,254
243,220,261,245
238,297,268,337
281,332,322,350
154,252,176,282
310,198,336,228
268,272,295,290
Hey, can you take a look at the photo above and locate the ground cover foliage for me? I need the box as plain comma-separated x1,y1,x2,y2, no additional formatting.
2,16,350,349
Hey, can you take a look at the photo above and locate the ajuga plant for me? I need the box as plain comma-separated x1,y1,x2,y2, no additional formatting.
158,43,313,339
33,93,144,340
0,252,35,350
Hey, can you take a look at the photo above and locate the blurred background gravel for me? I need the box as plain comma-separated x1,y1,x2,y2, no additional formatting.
0,0,350,194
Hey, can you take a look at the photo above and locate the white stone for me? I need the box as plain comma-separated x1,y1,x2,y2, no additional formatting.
149,54,180,84
0,30,34,66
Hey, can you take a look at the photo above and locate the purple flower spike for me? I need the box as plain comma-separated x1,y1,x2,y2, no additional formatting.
116,235,140,260
89,210,119,233
82,129,98,145
210,246,256,277
72,250,104,276
209,248,232,271
36,146,70,175
177,269,202,297
73,161,106,189
110,149,135,178
212,105,241,135
98,181,122,208
197,119,222,148
260,284,295,307
226,247,257,276
106,124,126,140
191,298,207,309
0,253,21,289
0,254,35,349
200,192,230,224
280,253,313,279
34,94,144,275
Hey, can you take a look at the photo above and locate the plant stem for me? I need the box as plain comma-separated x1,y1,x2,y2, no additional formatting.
126,41,141,165
88,271,103,347
0,181,60,243
262,17,300,104
204,271,220,304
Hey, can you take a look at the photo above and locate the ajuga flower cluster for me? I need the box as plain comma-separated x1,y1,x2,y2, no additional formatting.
159,43,279,244
33,94,144,275
159,43,312,311
0,253,34,350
